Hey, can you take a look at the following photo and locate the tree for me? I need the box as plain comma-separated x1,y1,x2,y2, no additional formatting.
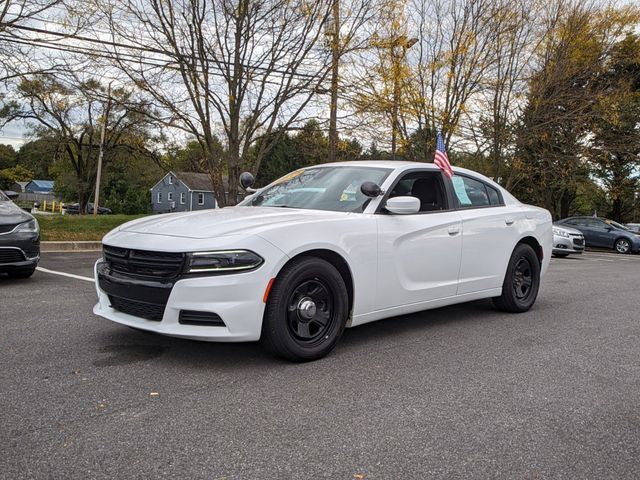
15,136,59,178
0,163,32,189
590,34,640,221
2,74,157,211
99,0,334,206
0,143,16,168
255,120,362,185
410,0,497,147
471,0,542,187
513,5,639,219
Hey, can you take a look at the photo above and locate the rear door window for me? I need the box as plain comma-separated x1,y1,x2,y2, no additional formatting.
452,176,490,207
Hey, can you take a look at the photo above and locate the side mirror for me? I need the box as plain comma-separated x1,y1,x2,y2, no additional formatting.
385,196,420,215
360,181,382,198
239,172,256,193
5,191,19,200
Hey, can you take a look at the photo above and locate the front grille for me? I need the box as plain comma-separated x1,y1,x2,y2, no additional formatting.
0,248,25,263
0,224,18,234
103,245,185,279
179,310,226,327
109,295,165,321
572,237,584,247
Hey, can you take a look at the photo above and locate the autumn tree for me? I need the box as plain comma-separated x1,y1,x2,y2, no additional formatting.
514,4,639,219
590,34,640,221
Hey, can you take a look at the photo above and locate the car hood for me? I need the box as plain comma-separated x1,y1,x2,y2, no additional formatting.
0,201,33,225
117,207,349,239
552,224,582,236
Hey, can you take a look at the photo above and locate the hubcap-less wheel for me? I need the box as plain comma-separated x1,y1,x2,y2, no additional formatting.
492,243,541,313
287,279,334,344
513,258,533,300
261,256,349,361
615,239,630,254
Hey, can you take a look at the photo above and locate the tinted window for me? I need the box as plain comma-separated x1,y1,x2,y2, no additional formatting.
588,220,610,231
564,219,582,226
486,185,501,205
452,176,490,207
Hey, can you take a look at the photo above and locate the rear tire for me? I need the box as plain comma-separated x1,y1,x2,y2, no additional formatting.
261,256,349,362
493,243,540,313
8,267,36,279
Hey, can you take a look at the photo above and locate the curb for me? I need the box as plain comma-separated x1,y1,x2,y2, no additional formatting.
41,241,102,252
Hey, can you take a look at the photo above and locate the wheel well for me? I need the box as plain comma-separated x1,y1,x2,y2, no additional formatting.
281,249,354,314
517,236,543,265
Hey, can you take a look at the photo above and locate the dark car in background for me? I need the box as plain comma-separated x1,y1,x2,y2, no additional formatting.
555,216,640,254
64,203,112,215
0,190,40,278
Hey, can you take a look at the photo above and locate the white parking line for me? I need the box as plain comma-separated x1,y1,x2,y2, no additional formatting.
36,267,95,283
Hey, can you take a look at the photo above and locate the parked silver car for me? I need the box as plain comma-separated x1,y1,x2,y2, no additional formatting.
552,224,584,257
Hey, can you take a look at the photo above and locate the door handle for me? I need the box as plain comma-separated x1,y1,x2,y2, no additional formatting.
448,225,460,235
505,217,514,226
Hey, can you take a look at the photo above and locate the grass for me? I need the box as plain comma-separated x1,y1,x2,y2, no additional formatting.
35,214,148,241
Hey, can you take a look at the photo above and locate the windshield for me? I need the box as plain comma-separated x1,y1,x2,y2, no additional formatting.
241,166,392,213
605,219,631,231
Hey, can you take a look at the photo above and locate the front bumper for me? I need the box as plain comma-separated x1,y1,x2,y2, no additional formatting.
0,232,40,272
552,234,584,255
93,237,287,342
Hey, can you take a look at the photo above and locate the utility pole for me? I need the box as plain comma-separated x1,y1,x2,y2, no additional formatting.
94,82,112,216
328,0,340,163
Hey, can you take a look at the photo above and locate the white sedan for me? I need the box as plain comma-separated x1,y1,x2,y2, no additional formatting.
94,161,552,361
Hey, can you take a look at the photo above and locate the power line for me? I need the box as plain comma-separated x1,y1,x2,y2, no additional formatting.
8,23,328,81
1,34,358,104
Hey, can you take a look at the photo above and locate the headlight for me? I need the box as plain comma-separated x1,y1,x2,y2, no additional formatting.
15,219,39,234
187,250,263,273
553,227,570,238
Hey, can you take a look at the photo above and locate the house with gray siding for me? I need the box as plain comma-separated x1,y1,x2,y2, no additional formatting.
150,171,218,214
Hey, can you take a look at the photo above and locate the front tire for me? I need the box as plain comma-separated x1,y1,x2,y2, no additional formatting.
261,256,349,362
493,243,541,313
614,238,631,254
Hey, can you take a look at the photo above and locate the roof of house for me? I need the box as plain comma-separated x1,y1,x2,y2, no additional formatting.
173,171,215,191
26,180,55,190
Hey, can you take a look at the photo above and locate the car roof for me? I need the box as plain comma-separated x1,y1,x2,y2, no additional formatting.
312,160,490,178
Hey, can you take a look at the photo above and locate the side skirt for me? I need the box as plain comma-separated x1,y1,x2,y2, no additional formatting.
348,288,502,328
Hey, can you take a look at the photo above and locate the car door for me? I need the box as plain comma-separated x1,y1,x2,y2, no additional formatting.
376,170,463,310
582,219,610,247
452,175,522,295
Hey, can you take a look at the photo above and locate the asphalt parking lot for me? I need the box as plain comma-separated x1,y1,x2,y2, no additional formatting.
1,251,639,479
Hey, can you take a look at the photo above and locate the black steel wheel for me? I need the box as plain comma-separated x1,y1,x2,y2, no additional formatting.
261,256,348,361
493,243,541,313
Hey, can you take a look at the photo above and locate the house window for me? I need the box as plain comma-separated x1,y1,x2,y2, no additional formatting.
198,193,205,205
168,192,173,202
180,192,185,204
157,191,162,203
168,175,173,184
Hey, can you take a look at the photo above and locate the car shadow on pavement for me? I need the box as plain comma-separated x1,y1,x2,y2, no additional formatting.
91,299,497,368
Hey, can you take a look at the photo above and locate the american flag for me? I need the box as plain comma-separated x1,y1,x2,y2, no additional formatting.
434,131,454,178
